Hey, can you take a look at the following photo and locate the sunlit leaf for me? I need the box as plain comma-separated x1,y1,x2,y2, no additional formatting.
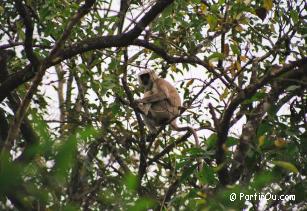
220,88,229,100
208,52,224,61
230,43,240,55
272,161,299,173
235,24,244,32
263,0,273,11
274,138,287,148
286,85,300,92
200,4,207,13
207,15,218,30
258,135,265,147
240,55,248,62
186,79,194,87
235,61,241,71
171,64,177,72
16,20,25,41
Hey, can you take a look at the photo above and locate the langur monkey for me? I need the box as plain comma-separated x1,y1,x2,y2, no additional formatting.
135,69,200,148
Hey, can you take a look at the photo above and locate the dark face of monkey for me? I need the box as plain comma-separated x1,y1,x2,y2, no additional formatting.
140,73,151,86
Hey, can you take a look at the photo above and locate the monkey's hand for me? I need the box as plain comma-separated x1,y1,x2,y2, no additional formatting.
134,99,143,104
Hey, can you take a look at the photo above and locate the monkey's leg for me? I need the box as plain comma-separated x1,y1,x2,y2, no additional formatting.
138,103,151,115
138,104,159,141
141,115,159,142
141,115,158,134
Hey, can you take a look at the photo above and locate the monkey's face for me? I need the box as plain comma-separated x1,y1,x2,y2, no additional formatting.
139,73,151,87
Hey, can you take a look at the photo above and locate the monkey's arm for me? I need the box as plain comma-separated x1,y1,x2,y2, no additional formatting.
136,92,168,104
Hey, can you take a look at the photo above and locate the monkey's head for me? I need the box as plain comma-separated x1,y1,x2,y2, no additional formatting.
138,70,158,90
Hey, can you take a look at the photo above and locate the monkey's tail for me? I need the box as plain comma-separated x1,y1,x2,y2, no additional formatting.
171,121,203,171
170,121,200,147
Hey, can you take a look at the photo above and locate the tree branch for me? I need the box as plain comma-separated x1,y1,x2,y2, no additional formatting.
0,0,174,103
1,0,96,156
148,132,190,166
215,57,307,185
14,0,39,66
54,0,174,64
228,62,307,184
132,39,234,89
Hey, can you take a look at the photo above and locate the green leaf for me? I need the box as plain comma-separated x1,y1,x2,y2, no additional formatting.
286,85,300,92
220,88,229,100
0,153,22,194
180,164,198,182
79,126,98,140
111,103,121,114
208,52,224,61
257,122,272,136
272,161,299,173
176,159,190,170
16,20,25,41
290,10,299,24
251,170,275,189
230,43,240,55
197,165,217,185
226,136,238,147
0,6,4,14
207,15,218,30
127,198,156,211
183,147,204,157
243,92,266,104
206,133,217,150
258,135,265,147
54,136,77,179
123,173,138,192
61,204,79,211
213,163,225,172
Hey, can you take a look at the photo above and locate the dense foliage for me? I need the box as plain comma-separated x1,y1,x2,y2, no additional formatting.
0,0,306,210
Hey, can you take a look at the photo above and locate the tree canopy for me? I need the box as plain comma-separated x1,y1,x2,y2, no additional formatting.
0,0,306,210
